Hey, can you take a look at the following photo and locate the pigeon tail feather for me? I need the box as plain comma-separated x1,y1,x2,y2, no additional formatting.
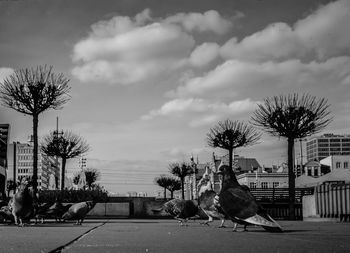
243,214,283,232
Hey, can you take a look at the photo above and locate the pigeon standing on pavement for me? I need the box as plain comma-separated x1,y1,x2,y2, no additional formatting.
11,180,34,226
46,199,72,222
62,201,95,225
34,202,52,224
162,198,199,226
0,204,14,223
217,165,282,232
197,175,227,227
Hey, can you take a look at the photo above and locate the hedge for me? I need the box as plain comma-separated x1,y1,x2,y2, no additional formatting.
38,189,109,203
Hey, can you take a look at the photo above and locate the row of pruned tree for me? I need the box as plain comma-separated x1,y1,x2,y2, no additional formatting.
0,66,91,194
154,162,195,199
72,168,101,190
206,93,332,220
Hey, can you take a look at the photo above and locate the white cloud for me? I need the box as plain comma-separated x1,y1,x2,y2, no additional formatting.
220,0,350,62
220,23,304,62
173,57,350,98
142,97,258,127
142,98,208,120
164,10,234,35
0,67,14,82
71,9,236,85
189,42,220,67
189,98,257,127
294,0,350,59
72,11,195,85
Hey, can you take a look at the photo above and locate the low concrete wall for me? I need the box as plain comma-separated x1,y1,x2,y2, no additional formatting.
302,194,338,222
86,197,171,218
87,203,130,217
302,195,318,219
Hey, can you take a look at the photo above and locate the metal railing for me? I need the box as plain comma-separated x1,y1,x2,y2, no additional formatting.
315,183,350,221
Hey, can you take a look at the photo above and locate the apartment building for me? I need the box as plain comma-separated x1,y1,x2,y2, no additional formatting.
306,134,350,161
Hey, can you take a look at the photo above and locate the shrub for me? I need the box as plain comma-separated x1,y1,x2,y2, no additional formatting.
38,189,109,203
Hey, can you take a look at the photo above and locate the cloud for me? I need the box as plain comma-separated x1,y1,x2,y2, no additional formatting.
220,0,350,62
71,9,235,85
142,97,258,127
164,10,234,35
72,11,195,85
160,146,213,161
0,67,14,82
141,98,208,120
189,42,220,67
189,98,258,127
173,57,350,98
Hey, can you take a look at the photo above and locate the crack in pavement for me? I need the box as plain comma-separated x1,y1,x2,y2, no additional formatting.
47,220,108,253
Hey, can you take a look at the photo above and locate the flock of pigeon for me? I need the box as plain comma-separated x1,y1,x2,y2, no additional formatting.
160,165,283,232
1,164,282,232
0,180,96,226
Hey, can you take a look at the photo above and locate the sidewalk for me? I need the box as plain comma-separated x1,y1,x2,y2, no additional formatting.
1,220,350,253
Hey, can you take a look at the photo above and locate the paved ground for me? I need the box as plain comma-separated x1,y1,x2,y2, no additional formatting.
1,219,350,253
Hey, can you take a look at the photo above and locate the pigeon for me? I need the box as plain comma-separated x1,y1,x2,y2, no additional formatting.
62,201,95,225
11,180,34,226
197,176,227,227
46,199,72,222
33,202,52,224
217,165,282,232
162,198,199,226
0,205,14,223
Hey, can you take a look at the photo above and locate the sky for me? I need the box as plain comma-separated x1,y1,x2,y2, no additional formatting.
1,0,350,195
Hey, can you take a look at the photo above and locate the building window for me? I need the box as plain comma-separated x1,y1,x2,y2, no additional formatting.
249,182,256,189
336,162,341,169
344,162,349,169
273,182,279,188
261,182,268,189
314,169,318,177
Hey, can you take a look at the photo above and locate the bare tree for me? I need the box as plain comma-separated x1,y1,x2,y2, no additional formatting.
251,93,332,219
84,168,101,190
166,177,181,199
207,119,261,171
0,66,70,193
41,130,90,190
169,162,194,199
72,172,81,186
154,175,171,200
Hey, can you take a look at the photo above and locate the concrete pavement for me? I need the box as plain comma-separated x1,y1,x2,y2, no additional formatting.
1,219,350,253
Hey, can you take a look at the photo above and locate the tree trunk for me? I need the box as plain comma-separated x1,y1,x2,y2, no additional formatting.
181,179,185,199
288,137,296,220
163,187,166,200
170,190,174,199
32,113,39,194
61,157,67,190
228,148,233,171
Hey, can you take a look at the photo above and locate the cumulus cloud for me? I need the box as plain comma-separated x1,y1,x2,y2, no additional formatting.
142,97,257,127
0,67,14,82
189,42,220,67
220,0,350,62
188,99,257,127
173,57,350,98
164,10,234,35
72,9,235,85
141,98,208,120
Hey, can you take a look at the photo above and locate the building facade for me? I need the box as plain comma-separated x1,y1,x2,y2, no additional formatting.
237,171,289,189
306,134,350,161
320,155,350,171
7,141,60,190
0,124,10,196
